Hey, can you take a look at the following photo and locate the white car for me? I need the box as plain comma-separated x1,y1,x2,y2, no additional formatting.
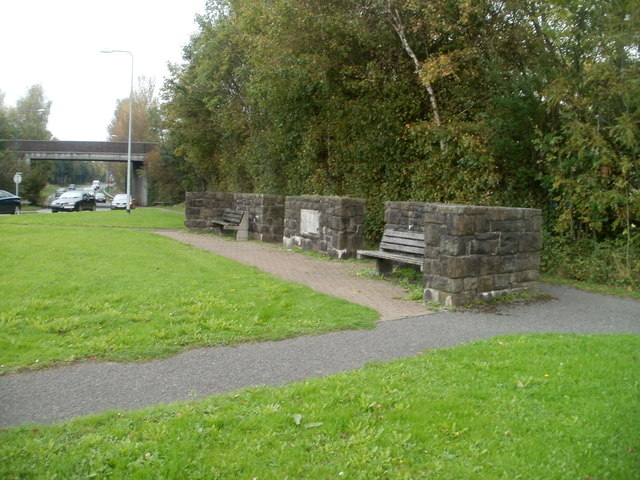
111,194,136,210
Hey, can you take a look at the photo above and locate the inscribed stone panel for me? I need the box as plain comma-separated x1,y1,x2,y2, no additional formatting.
300,209,320,235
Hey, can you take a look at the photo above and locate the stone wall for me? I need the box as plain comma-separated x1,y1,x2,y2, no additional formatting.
283,196,366,259
234,193,285,242
184,192,285,242
384,201,429,232
185,192,234,230
186,194,541,306
422,203,542,306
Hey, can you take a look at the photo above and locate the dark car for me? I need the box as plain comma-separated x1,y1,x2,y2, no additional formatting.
50,191,96,212
0,190,21,214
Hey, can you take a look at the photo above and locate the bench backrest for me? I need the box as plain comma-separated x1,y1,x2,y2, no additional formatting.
379,229,425,256
222,209,245,224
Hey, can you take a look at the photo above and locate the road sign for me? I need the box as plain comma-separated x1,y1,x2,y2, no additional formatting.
14,172,22,197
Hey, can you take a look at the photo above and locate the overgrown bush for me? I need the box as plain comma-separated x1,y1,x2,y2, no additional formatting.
541,232,640,289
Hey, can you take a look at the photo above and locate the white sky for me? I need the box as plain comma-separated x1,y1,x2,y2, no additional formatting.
1,0,205,141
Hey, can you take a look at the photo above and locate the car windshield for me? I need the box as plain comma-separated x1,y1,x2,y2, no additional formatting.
0,190,13,198
59,192,82,199
113,195,128,201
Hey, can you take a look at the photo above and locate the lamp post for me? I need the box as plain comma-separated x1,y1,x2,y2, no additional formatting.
101,49,134,214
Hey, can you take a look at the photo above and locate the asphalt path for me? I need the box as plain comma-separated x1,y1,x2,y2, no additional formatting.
1,283,638,428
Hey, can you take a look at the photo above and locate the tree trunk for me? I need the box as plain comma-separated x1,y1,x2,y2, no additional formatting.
386,1,445,151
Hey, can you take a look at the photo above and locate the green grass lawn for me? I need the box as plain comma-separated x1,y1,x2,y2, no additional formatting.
0,223,377,373
1,334,637,479
2,208,186,229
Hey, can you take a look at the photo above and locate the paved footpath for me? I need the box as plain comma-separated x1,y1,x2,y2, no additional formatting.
157,231,432,321
1,232,638,427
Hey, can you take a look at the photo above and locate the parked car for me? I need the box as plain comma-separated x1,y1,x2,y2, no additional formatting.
0,189,20,214
50,191,96,212
111,194,136,210
95,192,106,203
46,189,67,208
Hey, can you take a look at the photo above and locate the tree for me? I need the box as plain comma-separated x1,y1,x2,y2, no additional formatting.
0,85,53,203
164,0,548,204
107,76,177,200
161,0,639,285
534,0,640,273
108,76,161,142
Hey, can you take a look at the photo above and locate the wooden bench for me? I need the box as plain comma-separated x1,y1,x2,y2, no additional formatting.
209,209,249,241
357,228,425,275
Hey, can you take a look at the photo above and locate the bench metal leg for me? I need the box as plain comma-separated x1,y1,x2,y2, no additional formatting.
376,258,394,276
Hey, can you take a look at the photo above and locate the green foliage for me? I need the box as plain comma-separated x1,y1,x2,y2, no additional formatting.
162,0,551,205
161,0,639,286
0,85,53,197
534,0,640,235
541,232,640,289
2,335,638,478
20,161,51,204
46,159,103,189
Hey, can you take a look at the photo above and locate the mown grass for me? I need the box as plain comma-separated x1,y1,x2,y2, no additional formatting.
1,334,638,479
0,224,377,373
2,208,185,229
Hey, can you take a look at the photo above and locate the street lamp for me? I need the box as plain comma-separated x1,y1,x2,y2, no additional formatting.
101,49,134,214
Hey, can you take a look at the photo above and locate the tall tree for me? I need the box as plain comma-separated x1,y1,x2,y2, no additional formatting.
534,0,640,258
108,76,160,142
0,85,53,203
107,76,170,197
162,0,636,253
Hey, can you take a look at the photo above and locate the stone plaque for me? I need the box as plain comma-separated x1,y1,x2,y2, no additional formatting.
300,209,320,235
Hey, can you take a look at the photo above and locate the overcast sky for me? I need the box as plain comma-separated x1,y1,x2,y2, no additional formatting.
1,0,205,141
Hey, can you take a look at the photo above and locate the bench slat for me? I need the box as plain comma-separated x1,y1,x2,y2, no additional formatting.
222,211,244,223
381,236,424,247
357,227,425,274
357,250,423,265
211,209,244,225
381,235,423,244
209,209,249,240
379,242,424,255
379,229,424,256
384,229,424,241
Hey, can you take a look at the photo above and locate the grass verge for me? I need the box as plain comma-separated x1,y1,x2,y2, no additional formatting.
541,275,640,301
1,334,638,479
1,208,185,229
0,224,377,373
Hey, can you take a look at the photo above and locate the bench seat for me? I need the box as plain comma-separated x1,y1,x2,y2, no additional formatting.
209,209,249,240
357,229,425,275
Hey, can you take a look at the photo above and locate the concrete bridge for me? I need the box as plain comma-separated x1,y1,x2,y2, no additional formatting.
3,140,158,206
